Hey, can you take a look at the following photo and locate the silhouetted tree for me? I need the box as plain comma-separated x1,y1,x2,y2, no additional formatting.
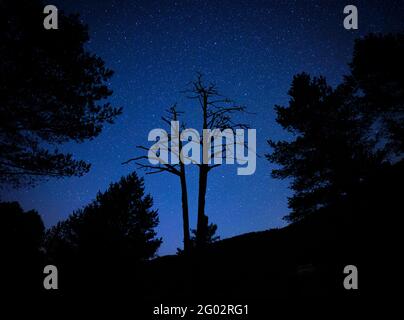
191,215,220,245
349,33,404,156
267,33,404,222
177,216,219,254
185,74,249,248
0,201,45,290
0,0,121,187
45,172,161,264
124,105,192,253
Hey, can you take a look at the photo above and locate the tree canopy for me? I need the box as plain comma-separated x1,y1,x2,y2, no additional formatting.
0,0,122,187
267,33,404,222
0,201,44,257
45,172,162,264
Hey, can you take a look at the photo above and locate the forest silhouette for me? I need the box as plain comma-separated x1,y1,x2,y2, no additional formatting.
0,0,402,302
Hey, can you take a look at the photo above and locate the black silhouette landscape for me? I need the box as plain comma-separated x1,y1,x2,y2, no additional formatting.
1,0,403,311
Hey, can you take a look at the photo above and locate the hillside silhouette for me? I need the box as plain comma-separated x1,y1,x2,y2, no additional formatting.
141,160,401,300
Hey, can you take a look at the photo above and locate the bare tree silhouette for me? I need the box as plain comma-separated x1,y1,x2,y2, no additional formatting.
123,105,191,253
124,74,252,251
185,74,250,248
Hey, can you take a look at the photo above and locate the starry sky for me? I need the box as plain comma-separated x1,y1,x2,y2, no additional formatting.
1,0,403,255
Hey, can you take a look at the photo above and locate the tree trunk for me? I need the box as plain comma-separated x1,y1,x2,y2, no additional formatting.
196,92,209,248
179,161,191,253
196,165,208,247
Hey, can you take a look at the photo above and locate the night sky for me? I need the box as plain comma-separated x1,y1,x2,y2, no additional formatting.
1,0,403,255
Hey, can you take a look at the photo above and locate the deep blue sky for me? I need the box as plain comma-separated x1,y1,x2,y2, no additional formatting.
2,0,403,255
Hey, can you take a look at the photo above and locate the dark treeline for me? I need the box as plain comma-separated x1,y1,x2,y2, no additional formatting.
1,172,162,294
